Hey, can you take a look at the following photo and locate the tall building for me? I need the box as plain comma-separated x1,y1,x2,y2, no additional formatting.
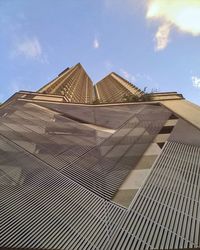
1,63,200,250
95,72,143,103
38,63,93,104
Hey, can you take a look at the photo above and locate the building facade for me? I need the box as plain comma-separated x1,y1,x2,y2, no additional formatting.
38,63,94,104
95,72,143,103
1,63,200,250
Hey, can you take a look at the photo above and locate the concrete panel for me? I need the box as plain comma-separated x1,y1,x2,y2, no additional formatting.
120,169,150,190
153,133,170,142
169,118,200,146
164,119,178,126
143,143,161,155
112,189,138,207
33,95,64,102
161,99,200,129
134,155,158,169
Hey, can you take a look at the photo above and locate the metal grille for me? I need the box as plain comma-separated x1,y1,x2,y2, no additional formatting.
61,105,171,200
109,141,200,250
1,97,200,249
0,101,108,168
1,140,200,250
38,102,141,129
0,135,125,250
0,101,171,200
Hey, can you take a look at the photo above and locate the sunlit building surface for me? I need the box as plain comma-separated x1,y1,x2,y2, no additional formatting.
38,63,94,104
1,63,200,250
95,72,143,103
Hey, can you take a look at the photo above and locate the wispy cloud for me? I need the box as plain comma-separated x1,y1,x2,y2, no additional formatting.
120,69,136,82
93,37,100,49
155,23,171,51
0,11,48,63
192,76,200,88
11,36,49,63
147,0,200,50
12,36,42,59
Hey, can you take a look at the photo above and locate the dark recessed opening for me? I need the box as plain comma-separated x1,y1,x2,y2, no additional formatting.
169,114,178,120
157,142,165,149
159,126,174,134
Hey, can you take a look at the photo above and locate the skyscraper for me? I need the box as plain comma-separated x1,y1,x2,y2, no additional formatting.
1,63,200,250
95,72,142,103
39,63,93,104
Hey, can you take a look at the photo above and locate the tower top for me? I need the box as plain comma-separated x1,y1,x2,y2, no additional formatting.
36,62,183,104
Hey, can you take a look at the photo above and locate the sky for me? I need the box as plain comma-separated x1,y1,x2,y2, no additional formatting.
0,0,200,105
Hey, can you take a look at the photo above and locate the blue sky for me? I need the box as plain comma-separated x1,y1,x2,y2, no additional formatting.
0,0,200,105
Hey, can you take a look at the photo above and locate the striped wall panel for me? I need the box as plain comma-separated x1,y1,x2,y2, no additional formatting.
1,104,200,250
109,141,200,249
60,105,171,200
0,101,171,201
38,102,140,129
0,135,125,250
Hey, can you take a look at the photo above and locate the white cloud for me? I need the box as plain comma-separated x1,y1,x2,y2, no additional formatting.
0,11,48,63
10,35,49,64
192,76,200,88
155,23,171,51
93,37,100,49
147,0,200,50
120,69,136,82
13,37,42,59
11,36,49,63
147,0,200,35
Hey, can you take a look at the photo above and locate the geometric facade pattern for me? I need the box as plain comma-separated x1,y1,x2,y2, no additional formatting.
60,104,171,200
110,141,200,249
1,101,200,249
0,101,171,200
0,134,126,249
1,63,200,250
